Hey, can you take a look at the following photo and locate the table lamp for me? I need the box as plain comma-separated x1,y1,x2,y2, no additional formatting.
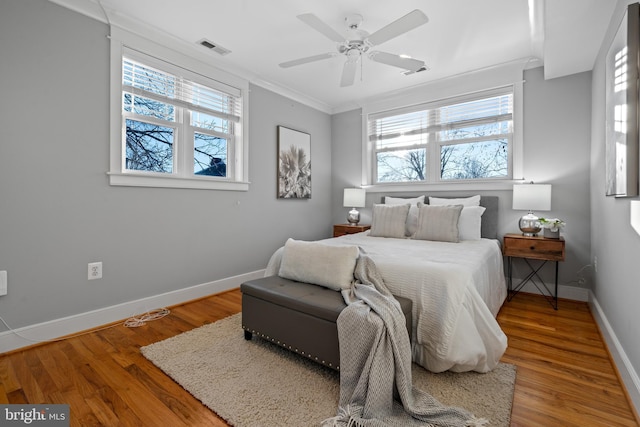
512,183,551,236
343,188,366,225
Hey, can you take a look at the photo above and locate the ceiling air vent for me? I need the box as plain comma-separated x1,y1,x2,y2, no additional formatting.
198,39,231,56
402,66,430,76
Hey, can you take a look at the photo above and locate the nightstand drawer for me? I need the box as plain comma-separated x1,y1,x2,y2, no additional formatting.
503,234,565,261
333,224,370,237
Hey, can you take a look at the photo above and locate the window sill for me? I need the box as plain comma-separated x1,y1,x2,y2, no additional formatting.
108,172,250,191
362,179,524,193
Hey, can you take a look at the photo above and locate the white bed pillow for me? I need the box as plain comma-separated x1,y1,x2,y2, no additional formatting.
370,204,410,239
429,195,481,207
278,238,359,291
413,204,463,242
384,195,425,236
458,206,486,240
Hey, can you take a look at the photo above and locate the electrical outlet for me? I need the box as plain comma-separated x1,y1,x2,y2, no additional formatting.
88,262,102,280
0,271,7,296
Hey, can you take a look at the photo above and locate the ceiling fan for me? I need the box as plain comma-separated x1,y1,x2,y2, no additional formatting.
279,9,429,87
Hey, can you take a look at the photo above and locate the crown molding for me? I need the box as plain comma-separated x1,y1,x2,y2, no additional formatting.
48,0,334,115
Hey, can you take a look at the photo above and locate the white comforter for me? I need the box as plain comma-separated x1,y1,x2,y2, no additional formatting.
265,232,508,373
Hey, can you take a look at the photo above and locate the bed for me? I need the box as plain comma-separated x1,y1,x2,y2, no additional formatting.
265,195,507,373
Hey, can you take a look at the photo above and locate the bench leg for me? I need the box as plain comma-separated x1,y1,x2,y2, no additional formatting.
244,330,252,340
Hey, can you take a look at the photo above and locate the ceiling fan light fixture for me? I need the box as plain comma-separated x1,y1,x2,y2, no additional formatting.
346,49,361,61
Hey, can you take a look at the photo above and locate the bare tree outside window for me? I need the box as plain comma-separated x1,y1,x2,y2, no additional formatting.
126,119,174,173
192,111,229,176
440,140,508,179
377,149,425,182
195,133,227,176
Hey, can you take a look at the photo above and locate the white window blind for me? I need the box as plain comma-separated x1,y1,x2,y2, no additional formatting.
369,90,512,145
122,57,242,135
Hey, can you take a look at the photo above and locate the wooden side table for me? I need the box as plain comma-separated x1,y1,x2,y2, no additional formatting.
333,224,371,237
503,233,565,309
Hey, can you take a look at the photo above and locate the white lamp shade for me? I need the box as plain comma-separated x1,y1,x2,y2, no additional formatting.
512,184,552,211
343,188,366,208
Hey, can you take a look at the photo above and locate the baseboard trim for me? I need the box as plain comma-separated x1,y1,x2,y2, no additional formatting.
511,280,589,301
0,269,265,355
589,292,640,418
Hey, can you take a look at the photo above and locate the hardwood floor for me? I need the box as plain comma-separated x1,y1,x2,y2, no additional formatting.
1,289,638,426
499,293,638,427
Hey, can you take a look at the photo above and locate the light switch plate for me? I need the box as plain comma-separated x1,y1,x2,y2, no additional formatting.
0,271,7,296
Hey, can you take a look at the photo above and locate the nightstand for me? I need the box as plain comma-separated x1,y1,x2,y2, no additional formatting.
503,233,565,309
333,224,371,237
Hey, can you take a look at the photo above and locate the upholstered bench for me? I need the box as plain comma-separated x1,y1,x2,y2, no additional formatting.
241,275,413,370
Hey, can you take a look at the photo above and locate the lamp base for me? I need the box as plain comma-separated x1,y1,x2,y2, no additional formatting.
519,212,541,236
347,208,360,225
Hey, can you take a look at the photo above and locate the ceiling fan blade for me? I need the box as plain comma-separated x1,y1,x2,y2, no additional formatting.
368,51,425,72
297,13,345,43
279,52,337,68
366,9,428,46
340,60,357,87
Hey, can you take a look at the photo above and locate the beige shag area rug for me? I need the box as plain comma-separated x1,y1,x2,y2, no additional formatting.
141,313,515,427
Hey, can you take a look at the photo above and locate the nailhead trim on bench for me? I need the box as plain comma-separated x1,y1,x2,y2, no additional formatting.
242,325,339,370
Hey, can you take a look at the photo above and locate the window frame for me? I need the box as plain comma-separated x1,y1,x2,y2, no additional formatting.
361,65,524,192
109,28,250,191
367,87,516,188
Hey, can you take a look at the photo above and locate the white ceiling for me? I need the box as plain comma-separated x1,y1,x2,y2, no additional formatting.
55,0,617,113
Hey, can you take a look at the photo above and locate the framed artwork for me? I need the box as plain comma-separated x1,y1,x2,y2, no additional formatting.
605,2,639,197
277,126,311,199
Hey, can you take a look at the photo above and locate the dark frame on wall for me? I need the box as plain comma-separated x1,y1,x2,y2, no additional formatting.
605,2,640,198
277,126,311,199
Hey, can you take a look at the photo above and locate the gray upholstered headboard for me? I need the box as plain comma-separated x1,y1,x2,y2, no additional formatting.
475,196,498,240
380,195,499,240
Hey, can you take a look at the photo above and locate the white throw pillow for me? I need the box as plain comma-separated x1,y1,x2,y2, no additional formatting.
370,204,410,239
429,195,481,207
278,239,359,291
413,204,463,243
458,206,486,240
384,195,425,236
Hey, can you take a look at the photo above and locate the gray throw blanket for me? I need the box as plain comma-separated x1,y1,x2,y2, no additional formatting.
321,256,488,427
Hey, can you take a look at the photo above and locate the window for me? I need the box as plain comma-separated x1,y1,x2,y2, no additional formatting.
109,31,249,191
367,87,514,186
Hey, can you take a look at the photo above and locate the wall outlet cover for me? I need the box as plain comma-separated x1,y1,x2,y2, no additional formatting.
88,262,102,280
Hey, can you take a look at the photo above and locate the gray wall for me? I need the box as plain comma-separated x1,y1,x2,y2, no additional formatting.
590,0,640,407
519,68,593,289
331,68,593,291
0,0,332,330
331,109,363,223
